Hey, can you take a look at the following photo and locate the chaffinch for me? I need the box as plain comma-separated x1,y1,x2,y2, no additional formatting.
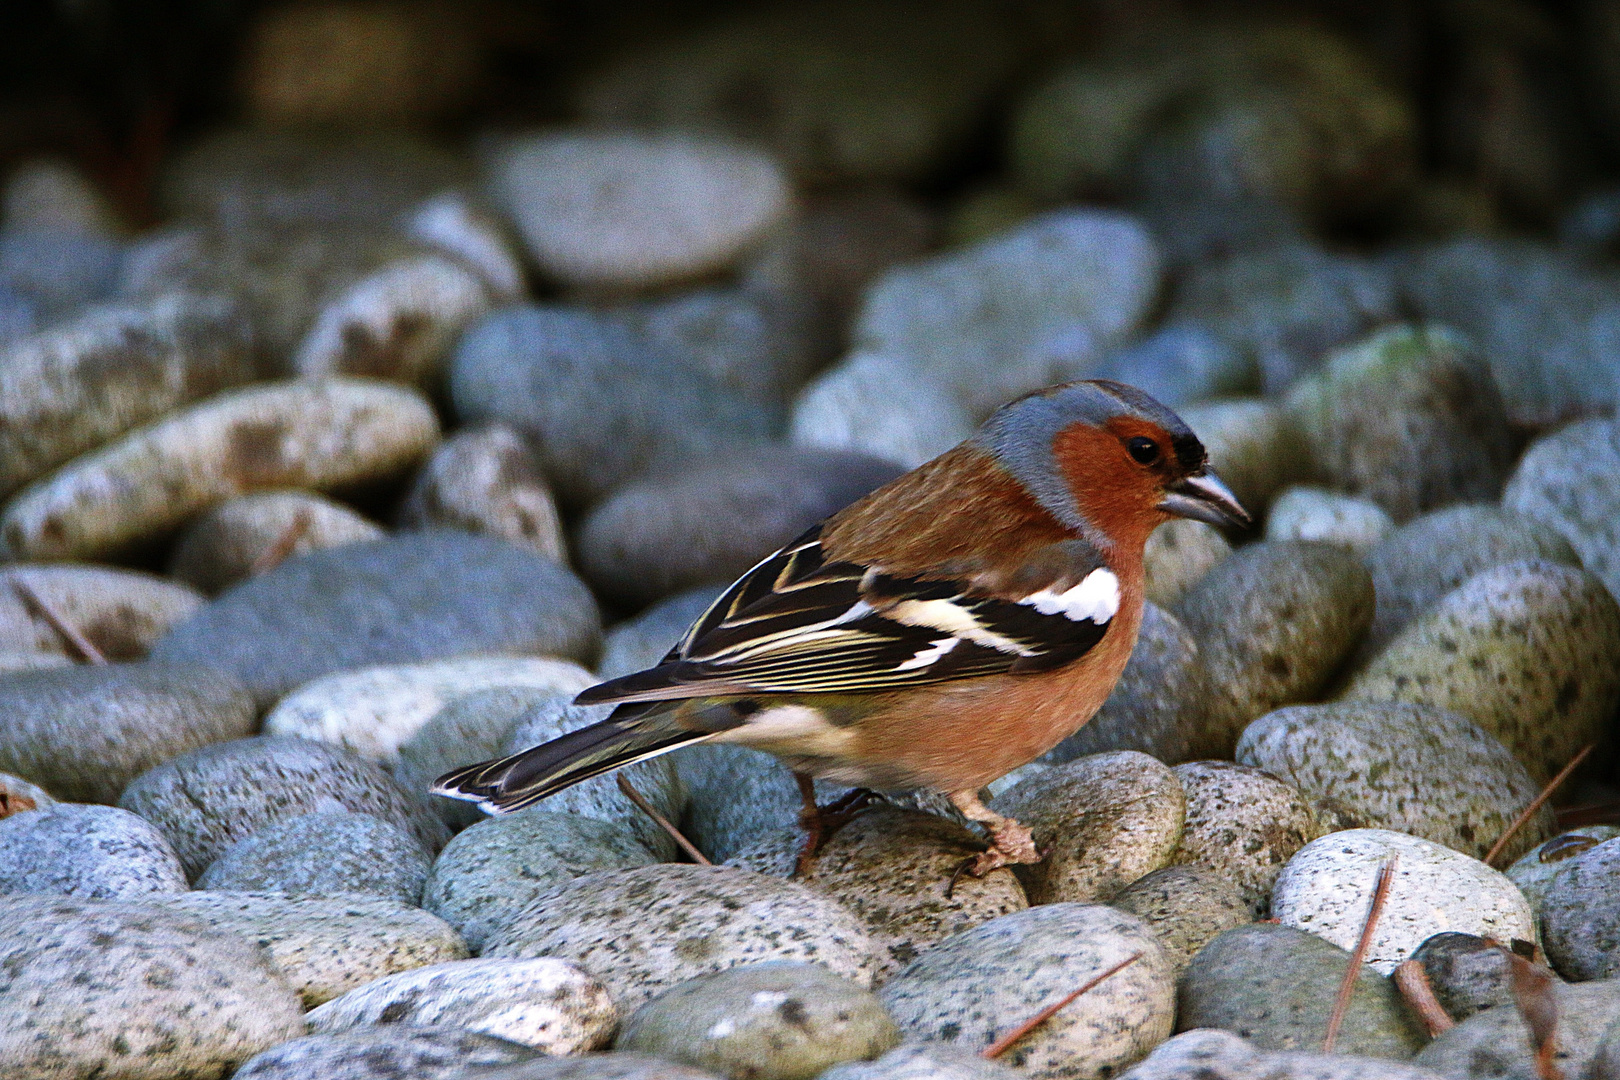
435,379,1249,875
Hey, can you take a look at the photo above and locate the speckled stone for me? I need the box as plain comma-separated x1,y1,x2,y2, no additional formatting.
1175,541,1375,756
820,1043,1025,1080
1410,932,1515,1021
307,957,616,1054
732,806,1029,981
1122,1028,1449,1080
1414,978,1620,1080
167,490,383,594
789,351,974,469
879,903,1174,1080
0,802,186,899
0,563,203,662
1176,923,1426,1058
150,532,602,704
398,425,567,561
1090,323,1252,409
1542,837,1620,980
463,1053,726,1080
119,734,449,879
1506,827,1620,917
1272,829,1535,974
0,894,306,1078
424,809,658,952
598,585,724,680
1143,519,1232,609
262,656,595,770
1503,415,1620,603
1340,559,1620,785
1111,866,1252,976
483,864,878,1012
1591,1016,1620,1080
232,1025,536,1080
678,743,849,865
0,660,255,804
1264,486,1394,554
1170,761,1323,917
154,890,468,1006
1044,603,1211,766
1176,398,1310,515
1236,703,1552,864
617,961,899,1080
991,751,1185,905
198,811,432,904
1356,503,1581,665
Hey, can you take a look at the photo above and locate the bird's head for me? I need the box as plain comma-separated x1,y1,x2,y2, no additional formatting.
976,379,1251,551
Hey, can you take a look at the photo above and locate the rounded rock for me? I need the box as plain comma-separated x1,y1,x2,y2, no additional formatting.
879,903,1174,1080
233,1025,536,1080
1340,559,1620,785
1505,826,1620,917
1503,415,1620,603
198,810,431,903
819,1042,1024,1080
167,490,383,594
398,425,567,561
1236,702,1552,863
0,802,186,899
1542,837,1620,980
1271,828,1535,974
677,743,851,865
1410,932,1516,1021
307,957,616,1054
617,961,899,1080
1142,519,1232,609
790,352,974,469
1170,761,1323,917
0,563,202,661
119,734,449,879
1414,979,1620,1080
1123,1028,1449,1080
598,585,725,680
482,864,878,1012
1110,866,1252,976
1263,486,1394,554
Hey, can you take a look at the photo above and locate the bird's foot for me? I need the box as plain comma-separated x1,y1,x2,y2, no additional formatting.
946,818,1043,896
793,774,878,877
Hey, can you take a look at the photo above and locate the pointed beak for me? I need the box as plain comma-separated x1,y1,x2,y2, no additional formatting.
1158,470,1251,529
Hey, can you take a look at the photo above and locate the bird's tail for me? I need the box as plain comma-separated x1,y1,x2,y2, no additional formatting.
430,706,710,814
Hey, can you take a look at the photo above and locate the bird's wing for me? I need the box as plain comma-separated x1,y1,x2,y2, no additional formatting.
575,525,1119,705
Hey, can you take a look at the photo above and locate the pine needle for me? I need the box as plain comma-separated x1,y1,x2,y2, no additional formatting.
1323,854,1398,1053
250,508,313,576
1486,745,1594,867
617,773,711,865
12,578,107,664
1393,958,1456,1036
982,952,1142,1060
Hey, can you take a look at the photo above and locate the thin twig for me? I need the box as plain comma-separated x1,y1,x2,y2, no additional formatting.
250,509,313,576
617,773,711,866
1486,745,1595,867
1503,947,1563,1080
1393,958,1456,1036
0,788,38,819
11,578,107,664
982,953,1142,1060
1323,855,1398,1053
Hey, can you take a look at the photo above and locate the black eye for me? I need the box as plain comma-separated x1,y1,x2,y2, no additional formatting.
1127,437,1160,465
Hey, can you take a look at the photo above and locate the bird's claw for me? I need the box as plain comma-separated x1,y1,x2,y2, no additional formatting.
945,819,1043,897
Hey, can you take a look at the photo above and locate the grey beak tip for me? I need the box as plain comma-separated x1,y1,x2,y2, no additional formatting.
1160,471,1251,530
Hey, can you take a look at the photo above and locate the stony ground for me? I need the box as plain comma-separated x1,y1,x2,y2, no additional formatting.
2,3,1620,1079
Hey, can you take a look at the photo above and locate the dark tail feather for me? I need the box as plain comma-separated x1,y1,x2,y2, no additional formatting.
431,712,710,814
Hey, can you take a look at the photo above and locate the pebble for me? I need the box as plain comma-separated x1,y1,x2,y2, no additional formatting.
1271,829,1535,974
155,890,469,1006
1110,866,1252,975
1339,559,1620,786
263,656,595,771
1414,978,1620,1080
1176,923,1426,1057
678,743,848,864
405,191,526,303
1263,486,1394,554
1175,397,1310,521
1505,826,1620,917
598,585,725,680
1410,932,1516,1021
1143,519,1232,609
0,660,255,804
482,864,878,1012
990,751,1185,905
0,228,121,325
424,809,658,952
1236,702,1552,864
1091,323,1253,408
1174,541,1375,755
820,1042,1024,1080
1043,602,1211,765
734,806,1029,981
0,894,305,1078
467,1053,726,1080
1357,504,1581,664
617,961,900,1080
879,903,1175,1079
398,425,567,561
197,810,432,903
307,957,616,1054
1,377,439,561
1541,837,1620,980
577,448,903,609
1121,1029,1449,1080
1170,761,1323,917
232,1025,537,1080
119,734,449,879
853,209,1160,416
1282,324,1513,521
0,293,254,499
488,132,790,290
1503,415,1620,603
167,490,384,594
149,531,602,704
0,563,203,661
449,304,772,506
3,157,122,235
0,802,186,899
789,351,975,469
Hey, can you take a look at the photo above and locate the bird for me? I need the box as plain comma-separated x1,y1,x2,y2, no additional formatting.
433,379,1249,877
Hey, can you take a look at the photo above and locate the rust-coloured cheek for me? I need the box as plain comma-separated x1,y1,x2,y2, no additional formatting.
1051,423,1164,546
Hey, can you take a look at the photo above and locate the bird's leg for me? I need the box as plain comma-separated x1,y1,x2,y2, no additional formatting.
949,788,1042,877
793,772,877,876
